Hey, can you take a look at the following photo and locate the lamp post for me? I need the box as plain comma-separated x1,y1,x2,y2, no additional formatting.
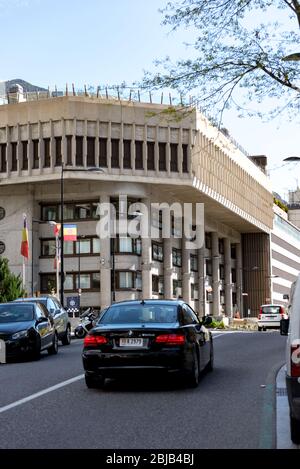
59,165,105,306
31,218,57,296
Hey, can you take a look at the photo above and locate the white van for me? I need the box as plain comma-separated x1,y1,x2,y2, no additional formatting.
258,304,287,331
280,276,300,444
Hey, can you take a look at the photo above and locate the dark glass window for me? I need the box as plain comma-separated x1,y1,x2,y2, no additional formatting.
220,264,225,280
66,135,72,165
87,137,95,167
147,142,155,170
11,142,18,171
173,279,182,297
191,284,199,300
123,140,131,169
99,138,107,167
220,290,225,305
111,139,120,168
231,268,237,283
44,138,50,168
0,144,6,173
206,259,212,276
152,242,164,262
32,139,39,169
76,136,83,166
152,275,164,295
170,143,178,172
22,141,28,170
159,142,166,171
55,137,62,167
219,238,224,255
135,141,143,170
40,273,56,293
182,144,188,173
205,233,212,249
172,248,182,267
191,254,198,272
231,244,237,259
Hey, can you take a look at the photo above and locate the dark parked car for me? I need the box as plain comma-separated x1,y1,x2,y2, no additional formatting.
0,302,58,360
82,300,214,389
15,296,71,345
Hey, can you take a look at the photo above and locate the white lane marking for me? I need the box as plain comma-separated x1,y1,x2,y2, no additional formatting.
0,374,84,415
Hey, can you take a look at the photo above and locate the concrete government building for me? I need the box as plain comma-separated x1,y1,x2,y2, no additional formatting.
0,85,277,316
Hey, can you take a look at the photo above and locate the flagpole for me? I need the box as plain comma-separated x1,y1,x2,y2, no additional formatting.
56,235,60,300
22,256,26,289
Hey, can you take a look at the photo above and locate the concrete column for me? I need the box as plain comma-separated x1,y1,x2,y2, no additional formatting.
178,127,183,176
155,125,159,176
38,121,43,174
212,232,220,315
143,124,147,175
107,121,112,172
224,238,233,317
100,194,111,309
28,122,33,176
72,118,76,166
95,120,100,168
164,237,173,299
182,235,191,303
141,198,152,299
61,118,66,165
6,126,11,178
198,246,205,317
49,119,54,170
236,243,243,316
17,123,21,176
166,126,171,176
120,122,124,171
83,120,87,168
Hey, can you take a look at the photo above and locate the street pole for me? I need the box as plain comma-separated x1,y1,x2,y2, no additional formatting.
60,164,64,306
112,237,116,302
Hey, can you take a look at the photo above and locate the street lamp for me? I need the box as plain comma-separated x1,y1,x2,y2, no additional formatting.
59,164,105,306
31,218,57,296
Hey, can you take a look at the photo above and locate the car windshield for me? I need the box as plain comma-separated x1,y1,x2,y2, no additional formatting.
0,304,34,323
99,304,178,324
18,298,47,307
262,306,281,314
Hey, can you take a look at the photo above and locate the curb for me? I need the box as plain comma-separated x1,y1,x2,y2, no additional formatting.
276,365,300,449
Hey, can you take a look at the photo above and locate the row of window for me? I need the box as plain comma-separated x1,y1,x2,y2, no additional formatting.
0,139,189,173
205,233,237,258
41,237,141,257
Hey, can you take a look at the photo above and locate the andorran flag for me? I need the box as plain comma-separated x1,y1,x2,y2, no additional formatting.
63,224,77,242
21,215,29,259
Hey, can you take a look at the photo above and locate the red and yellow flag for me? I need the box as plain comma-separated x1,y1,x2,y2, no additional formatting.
21,215,29,259
63,224,77,242
53,223,61,237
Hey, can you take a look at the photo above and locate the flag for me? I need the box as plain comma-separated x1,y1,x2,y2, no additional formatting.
63,224,77,242
54,238,61,269
54,223,61,237
21,215,29,259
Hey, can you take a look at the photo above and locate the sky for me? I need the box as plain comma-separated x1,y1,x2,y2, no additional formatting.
0,0,299,200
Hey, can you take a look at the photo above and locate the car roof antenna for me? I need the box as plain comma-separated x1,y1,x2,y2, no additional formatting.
140,300,146,305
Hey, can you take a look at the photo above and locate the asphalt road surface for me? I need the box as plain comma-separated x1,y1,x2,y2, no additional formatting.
0,331,286,449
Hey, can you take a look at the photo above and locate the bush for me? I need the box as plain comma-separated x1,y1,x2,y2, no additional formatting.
207,319,225,329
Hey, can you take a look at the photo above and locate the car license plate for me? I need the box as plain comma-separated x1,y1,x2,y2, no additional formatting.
119,338,144,347
266,316,276,319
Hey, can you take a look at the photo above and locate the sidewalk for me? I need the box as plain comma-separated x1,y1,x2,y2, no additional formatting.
276,365,300,449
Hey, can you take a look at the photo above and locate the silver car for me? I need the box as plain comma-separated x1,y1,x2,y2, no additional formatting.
258,304,287,331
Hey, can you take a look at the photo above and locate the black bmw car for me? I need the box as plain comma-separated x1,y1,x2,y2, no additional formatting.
82,300,214,389
0,302,58,360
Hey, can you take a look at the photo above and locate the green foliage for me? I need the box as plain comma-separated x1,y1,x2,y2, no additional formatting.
0,257,26,303
273,196,288,212
142,0,300,121
207,319,225,329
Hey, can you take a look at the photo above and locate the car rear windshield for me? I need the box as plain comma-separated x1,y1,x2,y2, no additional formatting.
261,306,281,314
100,304,179,324
0,304,34,323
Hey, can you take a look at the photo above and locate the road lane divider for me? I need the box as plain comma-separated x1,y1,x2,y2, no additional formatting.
0,374,84,415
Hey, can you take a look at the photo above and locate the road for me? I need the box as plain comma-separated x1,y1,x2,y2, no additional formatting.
0,331,286,449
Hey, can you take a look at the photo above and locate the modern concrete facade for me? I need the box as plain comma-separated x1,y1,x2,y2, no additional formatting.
0,91,274,315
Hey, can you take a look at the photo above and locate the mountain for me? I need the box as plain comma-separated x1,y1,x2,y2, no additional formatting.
1,79,47,93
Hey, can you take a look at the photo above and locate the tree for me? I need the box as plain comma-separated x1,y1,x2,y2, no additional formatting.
0,257,25,303
142,0,300,121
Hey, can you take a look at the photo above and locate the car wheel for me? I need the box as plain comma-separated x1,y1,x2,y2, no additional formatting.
61,326,71,345
75,327,86,339
31,337,41,361
263,327,267,332
290,415,300,444
206,343,214,372
85,374,105,389
186,350,200,388
48,333,58,355
258,327,262,332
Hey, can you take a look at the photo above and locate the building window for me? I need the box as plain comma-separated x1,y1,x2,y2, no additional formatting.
231,244,237,259
41,201,100,222
220,290,225,305
111,139,120,168
206,259,212,276
220,264,225,280
32,139,39,169
159,142,166,171
115,271,142,290
99,138,107,167
40,273,56,293
170,143,178,172
135,141,143,170
0,144,7,173
191,254,198,272
11,142,18,171
76,136,83,166
117,237,141,255
173,279,182,297
152,242,164,262
152,275,164,295
172,248,182,267
182,144,188,173
74,202,91,219
44,138,50,168
219,238,224,255
66,136,72,165
87,137,95,167
40,272,100,293
232,292,237,307
55,137,62,167
41,239,56,257
123,140,131,169
191,283,199,300
205,233,212,249
231,268,236,283
206,290,213,303
41,237,100,257
147,142,155,170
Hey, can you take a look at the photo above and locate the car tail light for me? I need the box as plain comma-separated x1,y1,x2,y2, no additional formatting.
258,308,262,320
155,334,185,345
84,335,108,347
280,307,285,318
291,344,300,377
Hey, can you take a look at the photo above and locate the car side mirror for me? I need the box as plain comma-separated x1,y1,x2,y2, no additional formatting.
202,316,213,327
280,318,289,336
55,309,61,316
37,317,48,324
49,308,55,315
283,294,289,300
